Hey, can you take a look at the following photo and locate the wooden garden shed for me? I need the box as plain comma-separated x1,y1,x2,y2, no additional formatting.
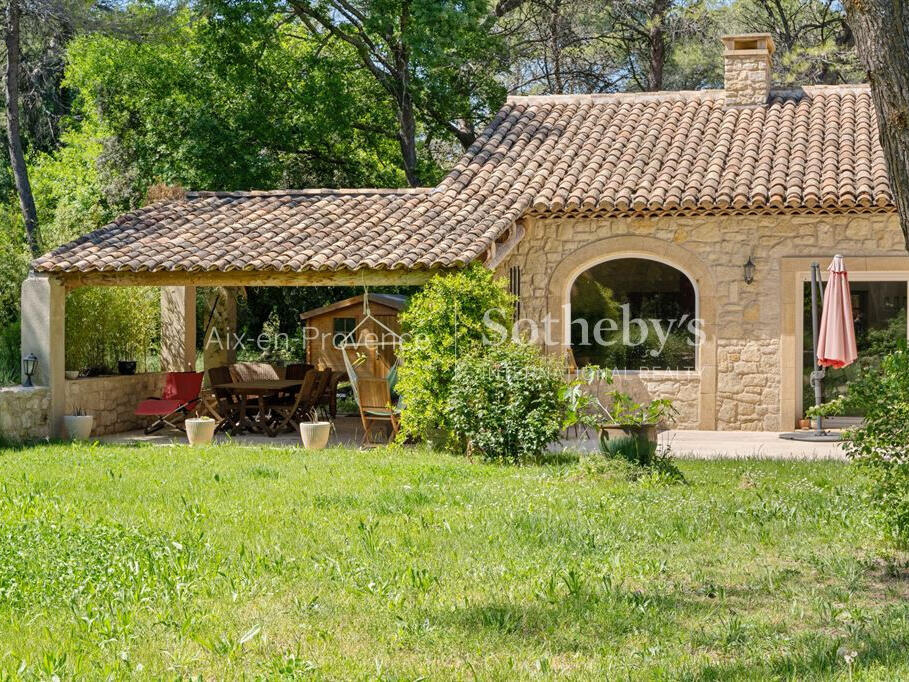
299,294,407,377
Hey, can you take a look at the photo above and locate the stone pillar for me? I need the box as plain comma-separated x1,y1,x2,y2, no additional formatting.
202,286,238,370
20,273,65,438
160,286,197,371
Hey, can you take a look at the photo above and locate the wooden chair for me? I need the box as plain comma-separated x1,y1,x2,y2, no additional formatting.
270,369,331,432
357,377,400,445
314,370,344,418
229,361,280,383
207,365,247,433
285,363,314,380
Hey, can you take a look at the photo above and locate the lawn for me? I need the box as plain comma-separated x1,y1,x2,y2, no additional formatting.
0,443,907,680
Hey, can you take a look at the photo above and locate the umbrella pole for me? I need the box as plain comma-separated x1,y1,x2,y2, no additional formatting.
809,262,826,436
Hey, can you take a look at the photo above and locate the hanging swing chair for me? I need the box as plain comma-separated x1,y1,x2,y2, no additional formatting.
338,293,403,444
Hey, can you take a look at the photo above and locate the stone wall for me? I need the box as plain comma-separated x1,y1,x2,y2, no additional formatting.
498,210,904,430
65,373,168,435
612,372,700,429
0,386,50,440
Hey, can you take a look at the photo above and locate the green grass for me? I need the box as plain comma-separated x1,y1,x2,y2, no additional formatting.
0,443,907,680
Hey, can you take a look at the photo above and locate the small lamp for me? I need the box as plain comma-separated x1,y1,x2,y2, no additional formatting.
743,256,756,285
22,353,37,387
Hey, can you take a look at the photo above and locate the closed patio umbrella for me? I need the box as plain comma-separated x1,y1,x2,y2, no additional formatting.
781,255,856,442
816,255,858,370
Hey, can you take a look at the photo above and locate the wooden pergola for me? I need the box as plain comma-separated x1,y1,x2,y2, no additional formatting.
20,267,447,438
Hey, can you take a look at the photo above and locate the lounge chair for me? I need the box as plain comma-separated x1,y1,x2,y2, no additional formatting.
357,376,400,445
135,371,204,434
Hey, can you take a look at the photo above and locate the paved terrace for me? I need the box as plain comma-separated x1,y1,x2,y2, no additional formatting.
99,417,845,460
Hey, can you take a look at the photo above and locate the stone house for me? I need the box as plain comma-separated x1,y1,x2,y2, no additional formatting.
22,33,907,436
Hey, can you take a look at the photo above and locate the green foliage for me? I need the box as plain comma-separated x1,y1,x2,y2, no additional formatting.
396,264,514,445
837,347,909,546
0,322,20,386
0,207,30,326
567,366,678,428
64,7,406,194
65,287,160,373
448,343,567,462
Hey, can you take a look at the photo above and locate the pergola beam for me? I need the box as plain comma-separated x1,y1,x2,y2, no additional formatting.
59,268,451,290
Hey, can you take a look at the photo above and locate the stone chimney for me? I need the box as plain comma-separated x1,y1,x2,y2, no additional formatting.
721,34,775,107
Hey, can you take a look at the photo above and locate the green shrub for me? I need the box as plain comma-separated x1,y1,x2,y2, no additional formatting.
0,321,20,386
396,263,514,447
66,286,160,373
448,343,567,462
837,346,909,546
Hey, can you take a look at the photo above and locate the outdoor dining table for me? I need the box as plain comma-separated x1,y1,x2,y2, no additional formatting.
214,379,305,437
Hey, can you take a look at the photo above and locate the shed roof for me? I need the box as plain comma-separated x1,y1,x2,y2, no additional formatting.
33,84,894,277
299,293,408,320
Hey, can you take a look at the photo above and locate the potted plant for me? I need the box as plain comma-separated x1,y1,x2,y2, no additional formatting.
185,416,217,446
117,360,137,375
63,407,94,440
564,367,677,463
299,409,332,450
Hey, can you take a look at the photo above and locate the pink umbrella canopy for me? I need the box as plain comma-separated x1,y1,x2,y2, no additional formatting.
816,255,858,369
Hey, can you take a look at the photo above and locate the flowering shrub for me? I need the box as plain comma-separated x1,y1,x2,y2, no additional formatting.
837,347,909,546
448,343,567,462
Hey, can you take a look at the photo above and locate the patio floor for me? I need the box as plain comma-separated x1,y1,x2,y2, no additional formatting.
99,416,846,460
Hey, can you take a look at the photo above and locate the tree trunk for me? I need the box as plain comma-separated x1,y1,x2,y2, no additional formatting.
4,0,40,258
845,0,909,252
394,0,420,187
648,24,665,91
647,0,670,92
396,91,420,187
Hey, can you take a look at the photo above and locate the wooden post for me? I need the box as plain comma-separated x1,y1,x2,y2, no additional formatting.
160,286,196,371
203,286,237,370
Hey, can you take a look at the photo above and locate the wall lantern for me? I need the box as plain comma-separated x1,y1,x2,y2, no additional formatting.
22,353,38,387
743,256,756,285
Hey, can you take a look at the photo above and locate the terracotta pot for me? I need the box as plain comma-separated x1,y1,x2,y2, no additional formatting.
300,421,331,450
185,418,217,446
63,415,93,440
799,418,811,430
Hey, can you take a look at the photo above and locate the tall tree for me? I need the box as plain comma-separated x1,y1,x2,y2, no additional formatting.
275,0,507,186
844,0,909,251
502,0,719,95
4,0,40,257
498,0,625,94
732,0,860,85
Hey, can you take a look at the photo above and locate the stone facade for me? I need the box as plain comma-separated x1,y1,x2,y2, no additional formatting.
0,386,50,440
65,373,168,436
497,210,905,431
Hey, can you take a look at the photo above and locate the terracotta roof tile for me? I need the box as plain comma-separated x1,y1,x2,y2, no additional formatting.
34,84,895,275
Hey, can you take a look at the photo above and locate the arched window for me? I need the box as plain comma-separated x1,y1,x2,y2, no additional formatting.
569,257,698,370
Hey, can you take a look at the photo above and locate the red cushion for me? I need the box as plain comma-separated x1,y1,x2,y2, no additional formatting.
135,399,184,416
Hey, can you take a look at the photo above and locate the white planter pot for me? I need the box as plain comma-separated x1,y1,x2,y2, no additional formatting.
63,415,93,440
299,421,331,450
185,418,217,446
